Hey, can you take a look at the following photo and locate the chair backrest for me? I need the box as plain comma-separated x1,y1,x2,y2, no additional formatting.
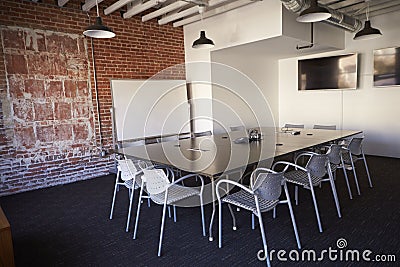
142,169,170,195
117,159,138,181
313,124,336,130
253,172,284,201
193,130,212,137
348,137,363,156
326,144,342,165
230,125,246,132
157,135,179,143
284,123,304,129
305,154,329,179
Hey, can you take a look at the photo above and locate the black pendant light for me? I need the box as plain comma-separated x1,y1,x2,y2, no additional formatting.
297,0,331,23
83,0,115,39
192,31,214,49
192,5,214,49
353,1,382,40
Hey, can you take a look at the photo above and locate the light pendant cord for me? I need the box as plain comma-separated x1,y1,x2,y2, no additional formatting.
96,0,100,17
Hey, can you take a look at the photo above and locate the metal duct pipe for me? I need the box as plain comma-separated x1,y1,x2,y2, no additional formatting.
281,0,362,32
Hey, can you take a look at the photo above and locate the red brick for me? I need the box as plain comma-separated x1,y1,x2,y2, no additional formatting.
14,126,36,147
2,28,25,50
72,101,90,118
13,99,33,122
25,79,45,98
46,80,63,98
36,125,54,142
63,35,78,55
25,31,46,52
64,80,76,98
54,101,72,120
33,102,53,121
5,54,28,74
54,123,73,141
49,54,67,76
46,33,64,54
27,54,49,75
77,80,89,97
8,76,24,98
73,123,89,140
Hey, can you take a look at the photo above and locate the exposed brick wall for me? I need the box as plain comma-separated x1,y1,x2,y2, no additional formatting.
0,0,185,196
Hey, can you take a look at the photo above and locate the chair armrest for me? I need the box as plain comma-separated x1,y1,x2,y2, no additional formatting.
171,174,204,188
272,161,308,173
215,179,254,201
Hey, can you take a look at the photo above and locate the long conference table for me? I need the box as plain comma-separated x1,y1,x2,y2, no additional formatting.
117,127,362,240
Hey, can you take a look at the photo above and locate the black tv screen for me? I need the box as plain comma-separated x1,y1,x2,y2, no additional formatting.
298,53,358,90
374,47,400,87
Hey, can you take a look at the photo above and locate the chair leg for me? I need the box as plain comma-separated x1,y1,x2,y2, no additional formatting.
173,205,177,222
256,213,271,267
157,202,168,257
309,185,323,232
218,200,223,248
363,155,373,188
125,188,135,232
284,184,301,249
199,195,206,237
328,173,341,218
133,188,144,240
109,180,119,220
350,158,361,195
272,207,276,219
251,213,255,230
295,186,299,205
341,161,353,200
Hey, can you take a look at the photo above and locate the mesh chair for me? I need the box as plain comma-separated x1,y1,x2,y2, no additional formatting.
133,169,206,256
313,124,336,130
229,125,246,132
216,168,301,267
193,130,212,137
284,123,304,129
341,137,373,195
277,153,341,232
110,159,149,232
325,144,353,199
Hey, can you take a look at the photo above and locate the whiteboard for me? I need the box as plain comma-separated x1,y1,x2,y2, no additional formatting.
111,79,190,141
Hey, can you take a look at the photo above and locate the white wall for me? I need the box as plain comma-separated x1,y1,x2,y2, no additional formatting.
279,11,400,157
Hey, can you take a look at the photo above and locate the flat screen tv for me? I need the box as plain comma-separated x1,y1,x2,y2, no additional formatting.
374,47,400,87
298,53,358,90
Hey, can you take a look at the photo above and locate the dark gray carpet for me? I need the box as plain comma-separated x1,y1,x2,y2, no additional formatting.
1,156,399,266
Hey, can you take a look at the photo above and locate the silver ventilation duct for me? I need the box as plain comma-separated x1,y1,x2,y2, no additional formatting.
281,0,363,32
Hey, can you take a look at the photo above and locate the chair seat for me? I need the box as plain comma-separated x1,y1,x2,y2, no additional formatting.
285,170,321,188
222,190,279,214
123,179,139,190
341,152,360,164
151,184,200,205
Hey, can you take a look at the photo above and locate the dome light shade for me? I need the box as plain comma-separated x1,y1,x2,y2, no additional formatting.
296,0,331,23
353,20,382,40
83,16,115,39
192,31,214,49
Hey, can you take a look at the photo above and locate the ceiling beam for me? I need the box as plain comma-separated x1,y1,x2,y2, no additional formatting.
58,0,70,7
82,0,105,12
104,0,135,15
158,5,200,25
142,1,190,22
123,0,159,18
173,0,253,27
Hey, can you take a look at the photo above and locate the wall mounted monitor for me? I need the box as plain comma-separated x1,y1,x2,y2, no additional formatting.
298,53,358,90
374,47,400,87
